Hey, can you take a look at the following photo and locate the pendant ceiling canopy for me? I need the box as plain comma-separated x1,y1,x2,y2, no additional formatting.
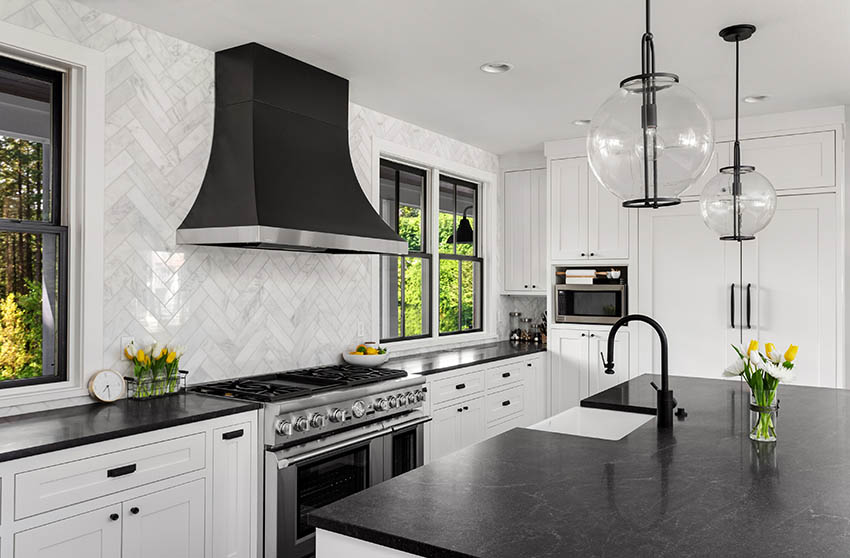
586,0,714,209
699,25,777,241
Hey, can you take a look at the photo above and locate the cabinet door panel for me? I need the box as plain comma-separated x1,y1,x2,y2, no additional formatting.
459,396,486,448
588,331,629,396
14,505,122,558
503,170,532,291
530,168,548,290
429,405,463,461
588,171,629,260
122,479,205,558
741,131,835,191
550,158,588,260
212,422,254,558
638,202,733,378
752,193,836,387
549,330,589,414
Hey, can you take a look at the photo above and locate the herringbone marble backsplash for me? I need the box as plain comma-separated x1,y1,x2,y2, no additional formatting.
1,0,525,396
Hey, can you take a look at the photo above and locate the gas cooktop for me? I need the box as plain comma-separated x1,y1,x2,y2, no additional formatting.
190,365,407,403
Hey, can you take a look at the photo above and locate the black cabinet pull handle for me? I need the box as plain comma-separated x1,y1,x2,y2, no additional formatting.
502,400,511,407
524,284,528,288
502,372,511,378
589,333,595,337
222,429,244,440
463,406,469,411
730,283,735,329
107,464,136,478
455,383,466,390
457,408,463,413
580,252,586,257
581,333,586,337
130,507,140,515
526,363,532,367
590,252,595,256
746,283,752,330
109,513,120,521
532,284,536,288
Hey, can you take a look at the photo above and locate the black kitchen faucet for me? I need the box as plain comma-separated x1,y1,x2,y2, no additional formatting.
603,314,676,428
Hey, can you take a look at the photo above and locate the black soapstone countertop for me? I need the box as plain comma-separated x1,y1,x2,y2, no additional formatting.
0,393,260,462
308,374,850,557
384,340,546,376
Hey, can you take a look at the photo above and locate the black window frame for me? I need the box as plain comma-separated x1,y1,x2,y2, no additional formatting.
438,174,483,337
0,55,68,389
379,159,432,343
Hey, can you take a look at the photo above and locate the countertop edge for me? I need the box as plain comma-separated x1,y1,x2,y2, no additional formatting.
0,399,261,463
308,514,475,558
387,343,547,377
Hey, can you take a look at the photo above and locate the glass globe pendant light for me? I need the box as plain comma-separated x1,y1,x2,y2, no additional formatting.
587,0,714,208
699,25,776,241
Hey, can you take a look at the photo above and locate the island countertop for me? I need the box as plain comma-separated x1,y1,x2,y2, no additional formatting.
308,374,850,557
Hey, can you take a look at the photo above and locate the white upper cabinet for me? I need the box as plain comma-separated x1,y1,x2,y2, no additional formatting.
503,168,547,293
740,131,835,191
550,157,629,261
550,158,588,261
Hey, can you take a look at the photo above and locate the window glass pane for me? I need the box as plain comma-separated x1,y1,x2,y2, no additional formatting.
0,63,57,223
461,260,481,330
380,255,430,341
0,231,59,382
398,170,424,252
438,259,459,333
438,181,456,255
379,164,397,231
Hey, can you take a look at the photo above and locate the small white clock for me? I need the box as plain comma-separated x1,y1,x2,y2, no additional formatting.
88,369,126,403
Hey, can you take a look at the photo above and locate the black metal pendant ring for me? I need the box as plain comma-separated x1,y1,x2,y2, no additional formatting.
622,197,682,209
619,72,679,90
719,165,756,174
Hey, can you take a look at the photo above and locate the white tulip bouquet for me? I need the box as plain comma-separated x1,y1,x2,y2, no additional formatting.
724,340,797,441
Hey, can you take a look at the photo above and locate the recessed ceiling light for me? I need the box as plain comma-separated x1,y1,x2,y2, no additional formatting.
572,119,591,126
743,95,769,103
480,62,513,74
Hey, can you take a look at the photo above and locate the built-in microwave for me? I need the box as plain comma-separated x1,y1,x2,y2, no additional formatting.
554,283,627,324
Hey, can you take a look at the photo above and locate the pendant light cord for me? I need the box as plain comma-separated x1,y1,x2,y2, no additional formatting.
640,0,658,207
732,38,742,239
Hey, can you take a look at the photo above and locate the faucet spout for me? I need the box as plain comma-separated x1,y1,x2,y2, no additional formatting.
604,313,675,428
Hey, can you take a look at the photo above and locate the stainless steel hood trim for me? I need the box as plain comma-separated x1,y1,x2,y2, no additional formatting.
176,225,409,255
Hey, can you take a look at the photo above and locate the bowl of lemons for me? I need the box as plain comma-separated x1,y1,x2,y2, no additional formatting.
343,343,389,366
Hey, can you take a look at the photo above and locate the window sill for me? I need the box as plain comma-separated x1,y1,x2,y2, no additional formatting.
385,331,499,357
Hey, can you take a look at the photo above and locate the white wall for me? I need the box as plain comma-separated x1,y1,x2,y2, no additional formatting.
0,0,499,390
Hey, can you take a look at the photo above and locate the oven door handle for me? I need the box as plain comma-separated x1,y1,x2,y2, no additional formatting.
390,415,432,432
276,427,389,469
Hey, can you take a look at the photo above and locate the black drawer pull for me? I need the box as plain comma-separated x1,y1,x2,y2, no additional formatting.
463,406,469,411
502,400,511,407
130,506,140,515
222,429,244,440
107,464,136,478
501,372,511,378
526,363,532,367
455,383,466,390
109,513,120,521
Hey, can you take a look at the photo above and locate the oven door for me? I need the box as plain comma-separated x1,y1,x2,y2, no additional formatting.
271,426,385,558
383,416,428,480
555,284,626,324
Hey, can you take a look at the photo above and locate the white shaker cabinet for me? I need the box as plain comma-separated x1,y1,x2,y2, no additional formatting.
122,480,206,558
212,422,255,558
429,396,485,462
550,157,629,262
503,168,547,293
14,505,123,558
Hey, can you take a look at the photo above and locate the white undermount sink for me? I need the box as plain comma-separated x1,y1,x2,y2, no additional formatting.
526,406,653,441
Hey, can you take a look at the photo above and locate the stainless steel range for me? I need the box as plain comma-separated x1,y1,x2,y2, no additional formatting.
192,365,428,558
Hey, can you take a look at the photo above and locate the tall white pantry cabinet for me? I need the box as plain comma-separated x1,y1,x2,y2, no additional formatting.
545,106,846,410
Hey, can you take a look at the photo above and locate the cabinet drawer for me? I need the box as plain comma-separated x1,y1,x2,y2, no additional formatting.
15,432,206,520
486,412,527,438
485,362,524,391
432,371,484,406
486,384,525,425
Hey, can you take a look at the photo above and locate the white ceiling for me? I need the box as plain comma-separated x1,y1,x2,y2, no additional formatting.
78,0,850,154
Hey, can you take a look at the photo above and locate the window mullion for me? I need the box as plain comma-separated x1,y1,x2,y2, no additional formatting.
430,169,440,340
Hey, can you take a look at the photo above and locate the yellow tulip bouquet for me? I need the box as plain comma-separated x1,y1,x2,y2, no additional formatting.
724,340,797,441
123,342,185,399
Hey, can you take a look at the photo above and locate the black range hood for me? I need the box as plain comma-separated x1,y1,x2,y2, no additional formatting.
176,43,409,255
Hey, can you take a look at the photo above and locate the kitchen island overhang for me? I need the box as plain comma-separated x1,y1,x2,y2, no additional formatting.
307,374,850,558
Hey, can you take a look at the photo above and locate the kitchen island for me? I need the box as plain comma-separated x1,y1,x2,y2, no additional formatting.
308,374,850,557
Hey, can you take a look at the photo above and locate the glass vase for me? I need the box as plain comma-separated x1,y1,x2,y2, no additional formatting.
749,390,778,442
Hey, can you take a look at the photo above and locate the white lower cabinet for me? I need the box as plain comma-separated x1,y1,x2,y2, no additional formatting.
5,411,258,558
122,480,205,558
427,354,548,462
14,505,122,558
550,329,630,415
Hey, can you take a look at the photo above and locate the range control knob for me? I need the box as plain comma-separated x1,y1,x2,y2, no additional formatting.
414,389,425,402
375,398,390,412
310,414,326,429
293,416,309,432
329,408,346,423
387,395,397,408
396,393,407,406
351,400,366,419
275,419,293,436
405,392,415,405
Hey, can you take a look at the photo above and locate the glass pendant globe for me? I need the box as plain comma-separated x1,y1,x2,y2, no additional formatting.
699,167,777,240
587,75,714,204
